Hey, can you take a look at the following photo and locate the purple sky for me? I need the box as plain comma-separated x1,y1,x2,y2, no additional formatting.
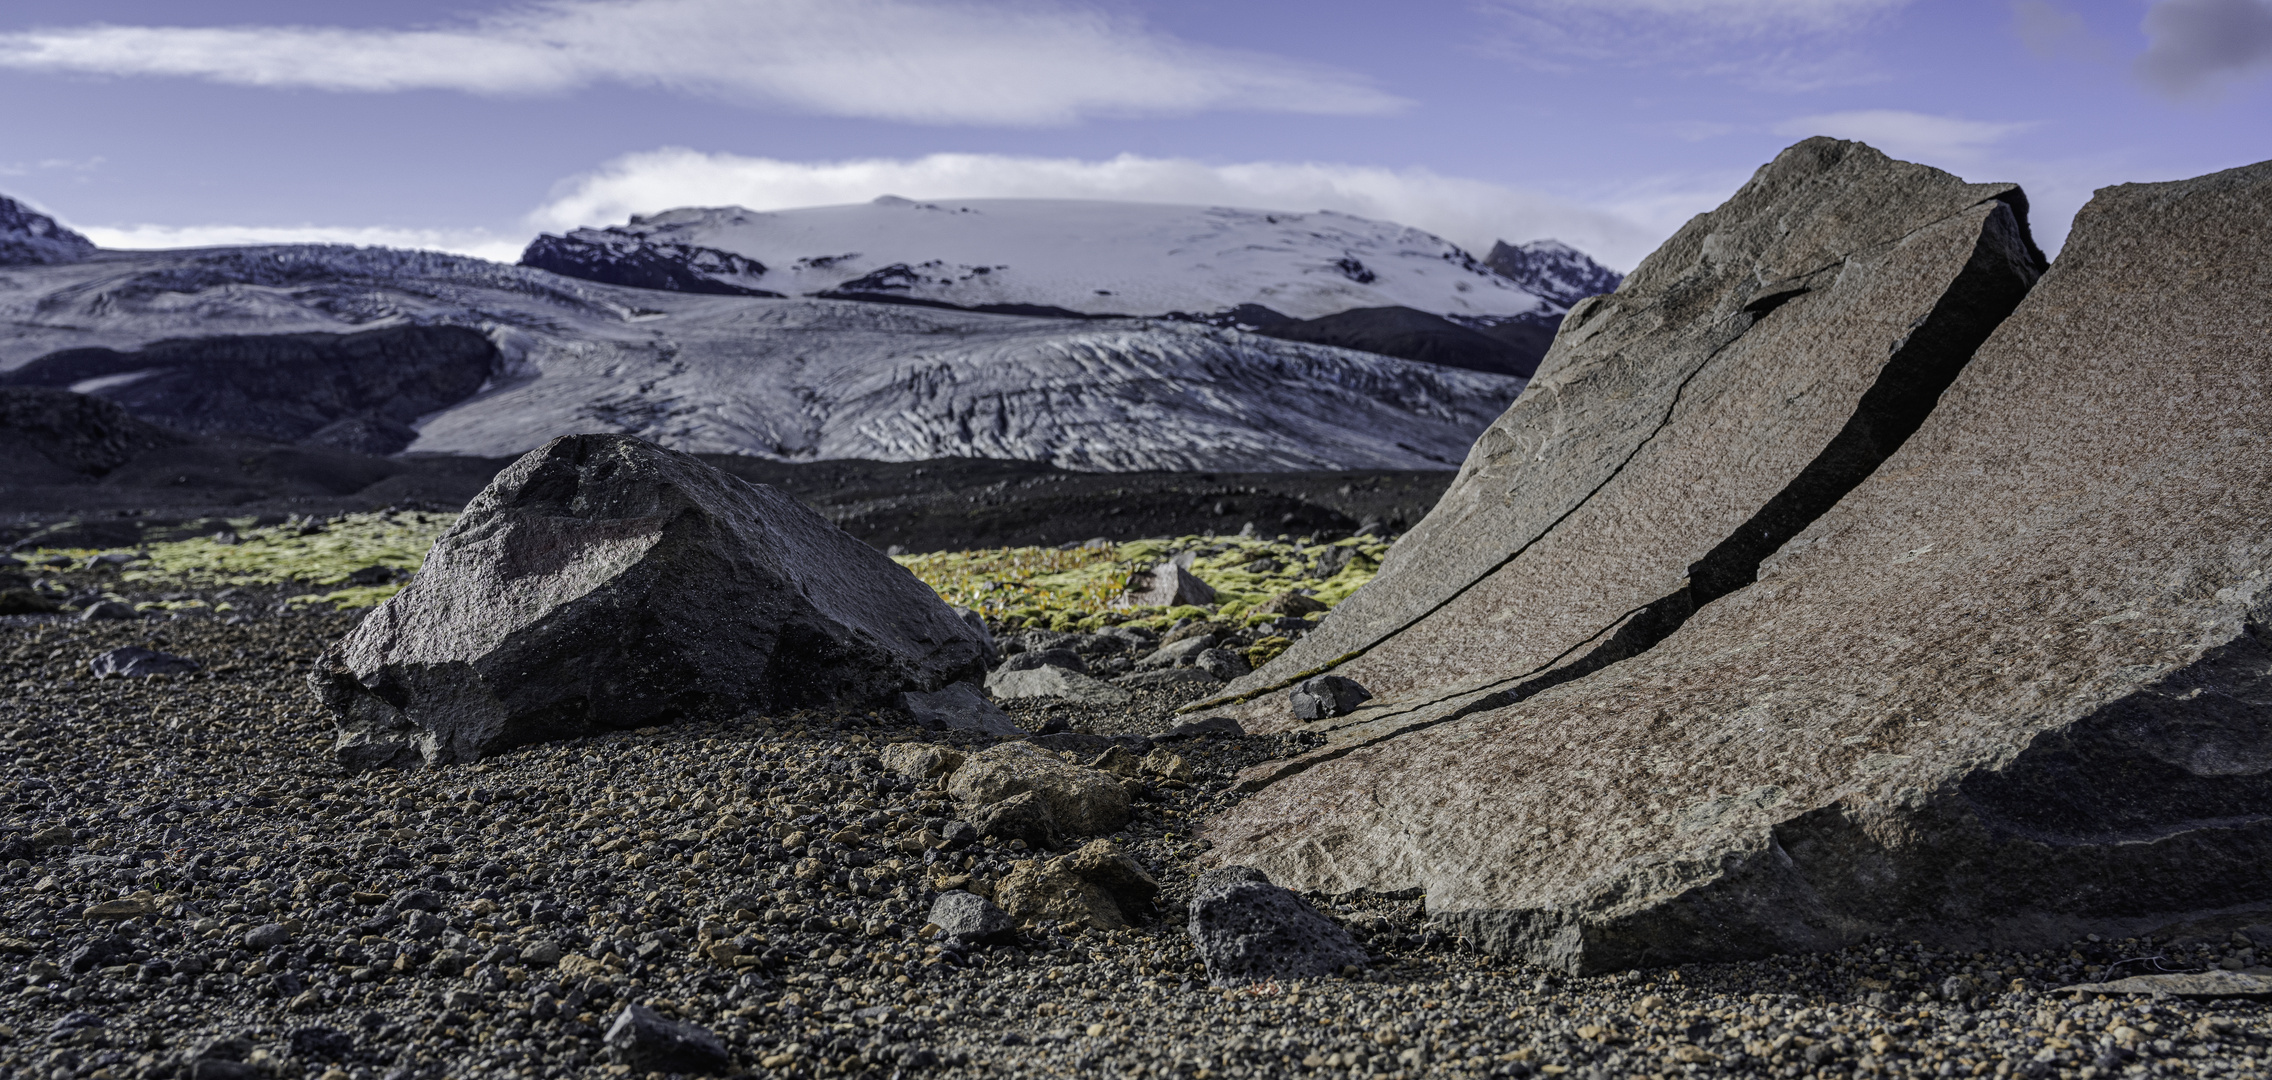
1,0,2265,268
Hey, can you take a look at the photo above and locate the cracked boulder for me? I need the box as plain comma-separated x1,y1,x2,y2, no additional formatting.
1189,137,2046,730
1206,157,2272,972
312,433,991,770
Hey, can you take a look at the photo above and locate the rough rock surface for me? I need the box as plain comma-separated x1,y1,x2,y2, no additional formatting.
898,683,1023,737
1206,157,2272,972
1187,866,1368,986
87,646,198,679
0,195,95,265
603,1003,731,1073
1288,675,1371,721
981,665,1132,705
1192,138,2046,730
1120,562,1217,609
925,890,1016,949
947,742,1132,837
996,841,1161,930
312,434,990,770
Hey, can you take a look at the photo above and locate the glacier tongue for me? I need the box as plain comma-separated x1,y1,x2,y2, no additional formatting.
0,244,1522,472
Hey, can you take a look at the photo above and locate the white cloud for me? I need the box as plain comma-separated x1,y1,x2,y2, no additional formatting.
1772,110,2033,164
77,223,528,263
527,149,1674,270
2136,0,2272,95
0,0,1403,126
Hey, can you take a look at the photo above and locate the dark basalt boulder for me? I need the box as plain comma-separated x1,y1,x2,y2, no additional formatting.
1207,156,2272,972
312,434,991,770
1194,137,2045,730
0,325,500,453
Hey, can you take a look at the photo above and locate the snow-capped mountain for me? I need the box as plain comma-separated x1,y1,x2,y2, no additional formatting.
0,196,96,266
522,197,1562,322
1484,239,1624,309
0,241,1521,471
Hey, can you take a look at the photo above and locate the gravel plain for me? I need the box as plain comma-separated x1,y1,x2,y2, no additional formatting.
5,564,2272,1080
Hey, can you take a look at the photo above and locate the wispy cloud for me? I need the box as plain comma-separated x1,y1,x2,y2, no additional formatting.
1771,110,2033,164
77,223,527,263
527,149,1672,270
1480,0,1911,89
2135,0,2272,96
0,0,1404,126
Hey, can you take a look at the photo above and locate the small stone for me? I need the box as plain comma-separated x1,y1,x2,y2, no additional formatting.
523,940,565,967
928,890,1017,949
88,646,199,679
948,741,1131,836
999,648,1087,675
1192,647,1251,682
603,1003,731,1074
1287,674,1372,720
287,1027,355,1061
243,923,292,949
78,601,137,622
82,897,154,921
882,743,966,780
1119,561,1217,608
983,665,1134,705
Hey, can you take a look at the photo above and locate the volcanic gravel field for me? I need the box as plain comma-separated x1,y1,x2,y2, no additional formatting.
5,568,2272,1080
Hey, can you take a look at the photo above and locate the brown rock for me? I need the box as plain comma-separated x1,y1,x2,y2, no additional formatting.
1190,138,2044,730
995,840,1161,929
947,742,1131,836
1205,156,2272,972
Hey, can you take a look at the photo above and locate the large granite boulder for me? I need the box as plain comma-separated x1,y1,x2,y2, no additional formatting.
1188,138,2045,730
313,434,990,770
1205,157,2272,972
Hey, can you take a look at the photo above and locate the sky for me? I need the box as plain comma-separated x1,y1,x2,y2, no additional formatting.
0,0,2266,270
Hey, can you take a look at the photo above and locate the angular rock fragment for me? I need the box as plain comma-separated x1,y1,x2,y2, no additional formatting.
1207,157,2272,973
1192,138,2046,730
88,646,198,678
1187,866,1367,986
948,742,1131,837
928,890,1017,949
604,1003,730,1073
898,682,1023,736
972,790,1057,849
1120,562,1217,609
1288,675,1371,720
311,434,990,770
998,840,1160,930
983,665,1132,705
881,742,966,780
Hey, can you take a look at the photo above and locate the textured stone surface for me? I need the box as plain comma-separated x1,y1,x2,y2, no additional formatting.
1121,562,1217,609
926,890,1016,949
88,646,199,679
948,742,1131,837
603,1003,730,1073
1289,675,1372,721
1192,138,2045,731
312,434,990,770
898,682,1023,736
1187,866,1368,986
2061,972,2272,1000
982,664,1133,705
1206,158,2272,973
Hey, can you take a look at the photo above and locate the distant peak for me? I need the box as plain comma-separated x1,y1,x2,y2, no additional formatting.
1483,239,1622,309
0,194,96,266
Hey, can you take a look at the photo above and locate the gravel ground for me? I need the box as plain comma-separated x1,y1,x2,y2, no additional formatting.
5,573,2272,1080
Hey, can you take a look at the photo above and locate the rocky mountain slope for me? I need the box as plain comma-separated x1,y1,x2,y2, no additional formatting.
0,196,95,266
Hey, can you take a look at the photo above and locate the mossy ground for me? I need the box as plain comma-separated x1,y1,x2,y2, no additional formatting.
16,513,1388,626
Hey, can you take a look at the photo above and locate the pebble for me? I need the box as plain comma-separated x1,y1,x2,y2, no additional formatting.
1,575,2269,1079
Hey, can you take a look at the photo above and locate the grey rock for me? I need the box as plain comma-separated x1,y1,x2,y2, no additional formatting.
899,682,1023,737
78,601,137,622
971,790,1057,849
928,890,1017,949
402,910,445,940
287,1026,355,1060
88,646,199,678
242,923,291,950
1120,561,1217,609
2060,971,2272,1000
949,604,997,662
1192,647,1251,682
1209,155,2272,974
983,665,1133,705
881,742,967,780
1187,866,1367,986
1288,675,1371,720
1135,635,1216,670
1113,667,1222,690
1197,138,2046,729
605,1003,730,1073
389,889,443,912
948,742,1132,837
1155,715,1246,741
310,434,990,771
999,647,1086,674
